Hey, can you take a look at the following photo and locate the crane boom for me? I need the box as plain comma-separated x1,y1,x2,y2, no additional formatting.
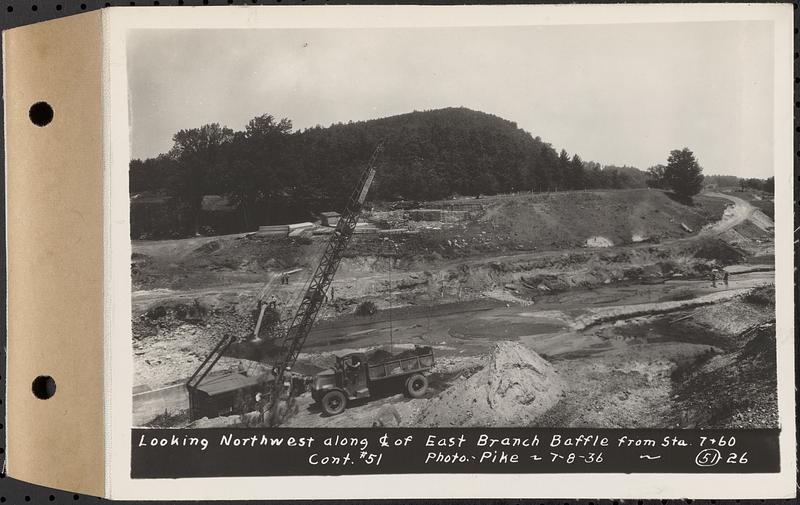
270,140,384,396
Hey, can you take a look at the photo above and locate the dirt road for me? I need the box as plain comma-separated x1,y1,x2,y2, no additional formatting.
700,192,754,234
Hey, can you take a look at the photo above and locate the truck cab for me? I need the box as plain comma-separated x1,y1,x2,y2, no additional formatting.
311,353,370,401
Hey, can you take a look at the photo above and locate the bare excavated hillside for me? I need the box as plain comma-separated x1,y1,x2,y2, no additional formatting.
473,189,727,249
134,189,726,285
132,235,323,291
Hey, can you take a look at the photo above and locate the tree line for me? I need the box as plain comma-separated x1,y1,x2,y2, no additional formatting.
131,107,650,238
738,177,774,193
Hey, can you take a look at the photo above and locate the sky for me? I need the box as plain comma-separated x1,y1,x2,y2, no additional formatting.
127,21,774,178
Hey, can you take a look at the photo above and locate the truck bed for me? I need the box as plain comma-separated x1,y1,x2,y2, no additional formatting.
367,351,434,381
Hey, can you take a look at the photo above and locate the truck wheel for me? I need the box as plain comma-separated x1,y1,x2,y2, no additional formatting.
405,374,428,398
321,390,347,416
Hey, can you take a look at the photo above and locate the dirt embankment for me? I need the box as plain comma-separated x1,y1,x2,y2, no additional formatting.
471,189,727,250
354,189,728,259
668,286,778,428
534,285,778,429
342,236,746,312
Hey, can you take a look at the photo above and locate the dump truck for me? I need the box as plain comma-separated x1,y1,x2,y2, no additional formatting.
311,346,434,416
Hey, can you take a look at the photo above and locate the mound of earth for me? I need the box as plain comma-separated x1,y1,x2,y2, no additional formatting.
691,238,745,265
416,341,563,426
474,189,726,250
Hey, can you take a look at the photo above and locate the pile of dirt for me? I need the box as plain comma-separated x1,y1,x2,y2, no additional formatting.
416,341,563,426
133,300,212,339
690,238,745,265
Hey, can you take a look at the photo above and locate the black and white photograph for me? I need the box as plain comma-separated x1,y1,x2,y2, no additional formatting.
1,3,792,500
128,16,780,434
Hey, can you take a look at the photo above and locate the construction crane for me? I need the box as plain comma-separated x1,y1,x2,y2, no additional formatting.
185,140,384,423
267,140,384,424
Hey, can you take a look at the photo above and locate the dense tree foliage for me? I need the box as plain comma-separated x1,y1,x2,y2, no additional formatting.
130,108,649,237
739,177,774,193
646,164,668,189
646,148,706,201
665,148,704,200
702,174,739,188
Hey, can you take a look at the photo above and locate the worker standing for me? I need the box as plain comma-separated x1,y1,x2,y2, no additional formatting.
723,270,729,287
710,270,717,288
255,392,266,424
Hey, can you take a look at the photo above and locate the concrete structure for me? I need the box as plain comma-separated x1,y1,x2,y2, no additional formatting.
288,222,315,238
319,211,341,227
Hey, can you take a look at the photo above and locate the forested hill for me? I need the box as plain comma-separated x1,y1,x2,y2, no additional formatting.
130,107,646,236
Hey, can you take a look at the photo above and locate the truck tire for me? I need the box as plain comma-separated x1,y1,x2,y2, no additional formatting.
321,390,347,416
405,374,428,398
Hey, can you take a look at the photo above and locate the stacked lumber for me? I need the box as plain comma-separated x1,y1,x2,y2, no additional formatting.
257,225,288,236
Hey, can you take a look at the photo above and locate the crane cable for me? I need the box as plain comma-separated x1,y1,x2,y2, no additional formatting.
386,238,396,353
